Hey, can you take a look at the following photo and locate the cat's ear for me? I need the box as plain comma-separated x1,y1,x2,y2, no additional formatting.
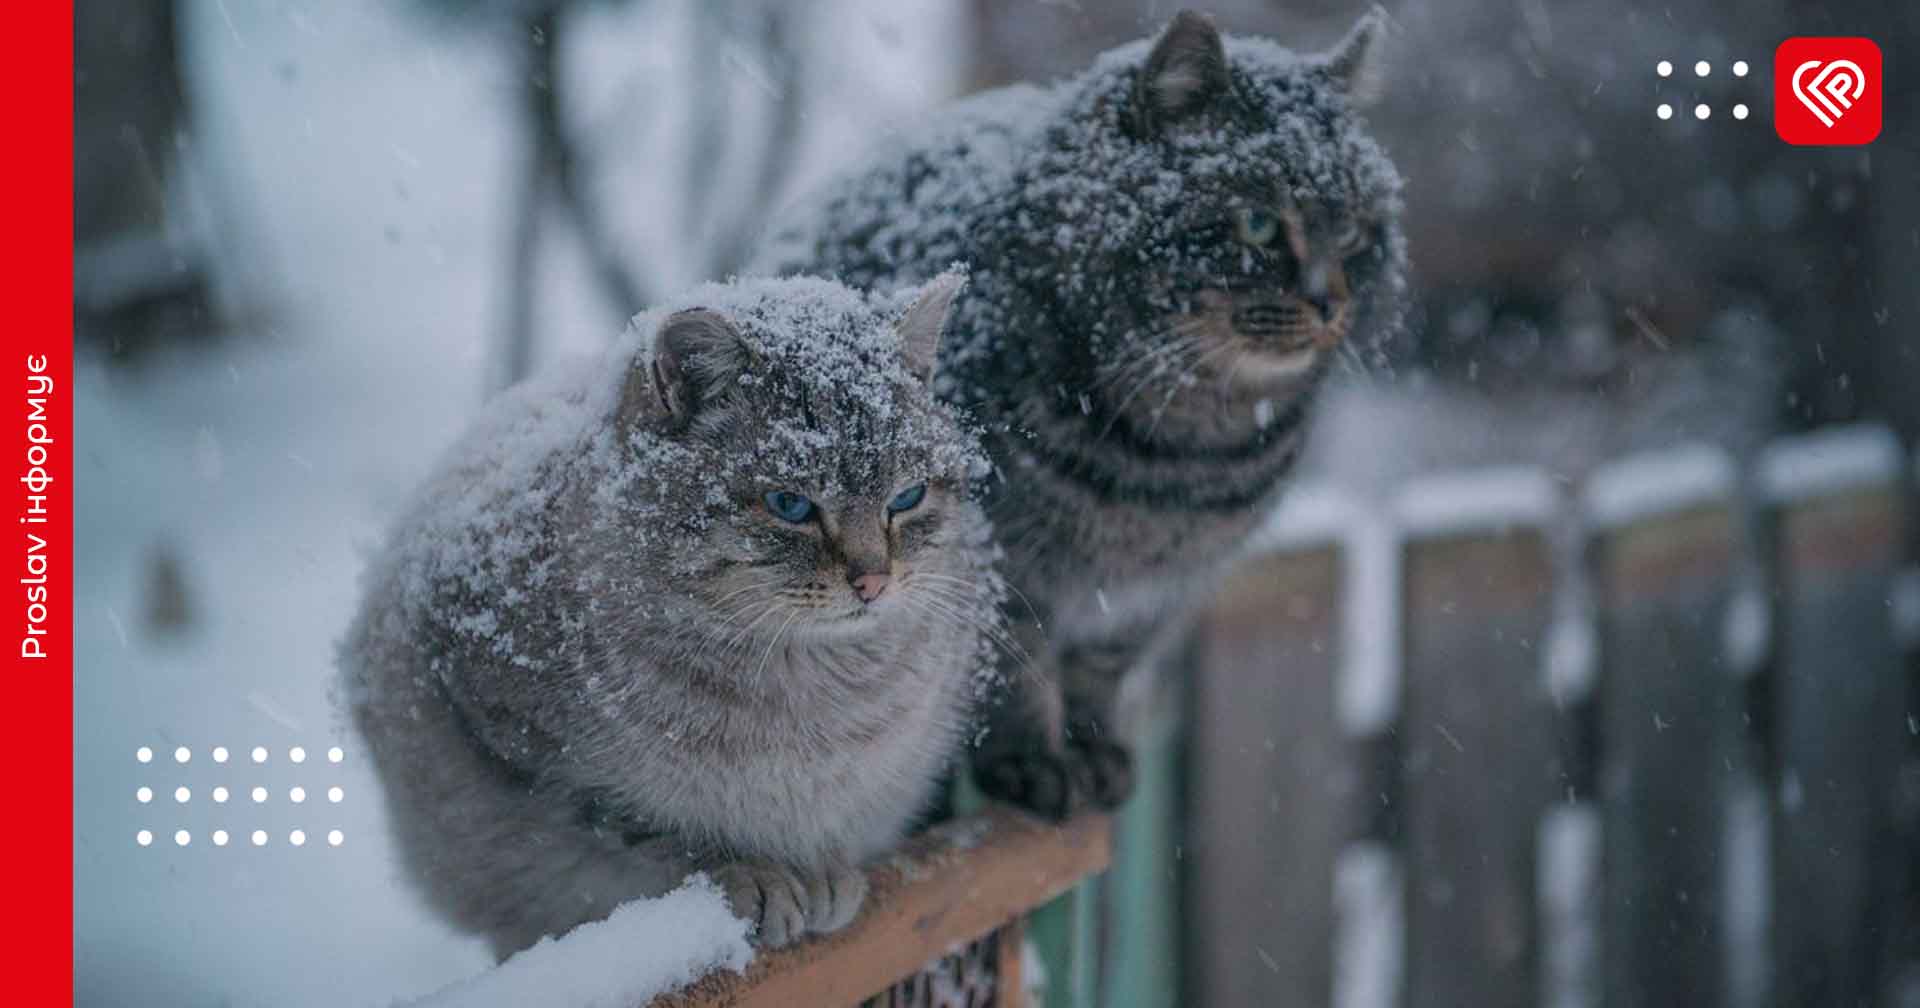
1133,11,1231,134
624,308,749,432
896,270,966,385
1318,5,1390,107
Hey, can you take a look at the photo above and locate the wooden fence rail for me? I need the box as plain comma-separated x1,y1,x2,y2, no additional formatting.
655,809,1110,1008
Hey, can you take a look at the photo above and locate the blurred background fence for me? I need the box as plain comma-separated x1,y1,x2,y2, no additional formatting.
1075,425,1920,1008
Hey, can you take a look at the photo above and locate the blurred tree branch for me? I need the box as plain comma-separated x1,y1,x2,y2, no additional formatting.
493,0,810,390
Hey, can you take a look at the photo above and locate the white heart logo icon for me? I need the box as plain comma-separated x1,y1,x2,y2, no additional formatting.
1792,58,1867,127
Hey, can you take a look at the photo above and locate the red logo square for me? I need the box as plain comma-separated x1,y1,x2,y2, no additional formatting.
1775,37,1882,145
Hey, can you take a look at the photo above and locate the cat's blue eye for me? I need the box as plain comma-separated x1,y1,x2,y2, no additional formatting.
887,484,927,514
1232,207,1281,247
764,490,816,523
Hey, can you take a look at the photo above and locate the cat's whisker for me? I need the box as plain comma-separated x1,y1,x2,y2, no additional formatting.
1098,337,1211,439
1093,334,1201,393
720,603,785,653
1219,348,1249,390
904,571,1044,631
899,594,1045,687
751,610,802,681
1336,339,1375,384
1144,341,1239,439
707,579,784,609
905,583,1040,670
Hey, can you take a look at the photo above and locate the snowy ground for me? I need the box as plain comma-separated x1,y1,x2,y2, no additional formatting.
74,2,957,1004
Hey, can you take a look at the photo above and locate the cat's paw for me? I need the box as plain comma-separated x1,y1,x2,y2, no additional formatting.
802,864,868,935
1067,735,1134,809
713,861,810,948
974,739,1134,821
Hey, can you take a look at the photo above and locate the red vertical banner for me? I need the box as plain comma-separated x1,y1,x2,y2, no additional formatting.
4,0,74,1001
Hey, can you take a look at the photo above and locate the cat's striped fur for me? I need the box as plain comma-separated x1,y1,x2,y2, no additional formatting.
758,10,1407,815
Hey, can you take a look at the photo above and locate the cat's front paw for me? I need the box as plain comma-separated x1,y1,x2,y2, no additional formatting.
973,738,1134,821
802,863,868,935
713,861,809,948
713,860,869,947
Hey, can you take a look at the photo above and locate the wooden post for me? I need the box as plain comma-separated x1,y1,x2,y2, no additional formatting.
1395,469,1559,1008
1759,427,1909,1007
1181,524,1350,1008
1584,446,1744,1008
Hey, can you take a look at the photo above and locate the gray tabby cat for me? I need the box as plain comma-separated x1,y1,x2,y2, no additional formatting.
758,10,1407,817
340,274,999,957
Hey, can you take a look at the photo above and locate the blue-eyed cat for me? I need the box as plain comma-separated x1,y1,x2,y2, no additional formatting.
339,273,1000,957
758,10,1407,817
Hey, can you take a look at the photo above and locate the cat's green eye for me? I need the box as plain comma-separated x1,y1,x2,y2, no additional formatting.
887,483,927,514
765,490,816,524
1232,207,1281,247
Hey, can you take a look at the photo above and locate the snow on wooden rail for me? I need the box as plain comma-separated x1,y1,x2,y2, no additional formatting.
406,810,1107,1008
654,809,1110,1008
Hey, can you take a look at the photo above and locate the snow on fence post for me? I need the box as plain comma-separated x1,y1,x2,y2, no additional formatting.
1582,445,1744,1008
1757,425,1911,1007
1393,468,1559,1008
1179,484,1357,1008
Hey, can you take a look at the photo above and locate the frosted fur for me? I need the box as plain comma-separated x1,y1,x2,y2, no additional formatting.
340,275,1000,957
758,12,1406,814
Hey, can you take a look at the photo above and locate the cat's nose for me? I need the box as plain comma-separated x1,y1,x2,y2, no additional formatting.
851,572,891,604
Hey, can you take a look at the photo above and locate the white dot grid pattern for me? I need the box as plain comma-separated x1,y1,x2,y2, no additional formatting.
134,743,352,847
1653,57,1756,121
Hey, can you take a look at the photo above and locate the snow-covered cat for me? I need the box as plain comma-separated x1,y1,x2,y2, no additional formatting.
340,274,1000,956
758,11,1407,817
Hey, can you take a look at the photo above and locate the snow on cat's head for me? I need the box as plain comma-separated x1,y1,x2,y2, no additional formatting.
611,273,994,640
989,8,1407,396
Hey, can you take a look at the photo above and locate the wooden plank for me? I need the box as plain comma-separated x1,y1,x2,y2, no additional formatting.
1399,513,1556,1008
1589,494,1742,1008
652,810,1110,1008
997,917,1026,1006
1181,546,1350,1008
1763,436,1908,1007
1103,703,1181,1008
